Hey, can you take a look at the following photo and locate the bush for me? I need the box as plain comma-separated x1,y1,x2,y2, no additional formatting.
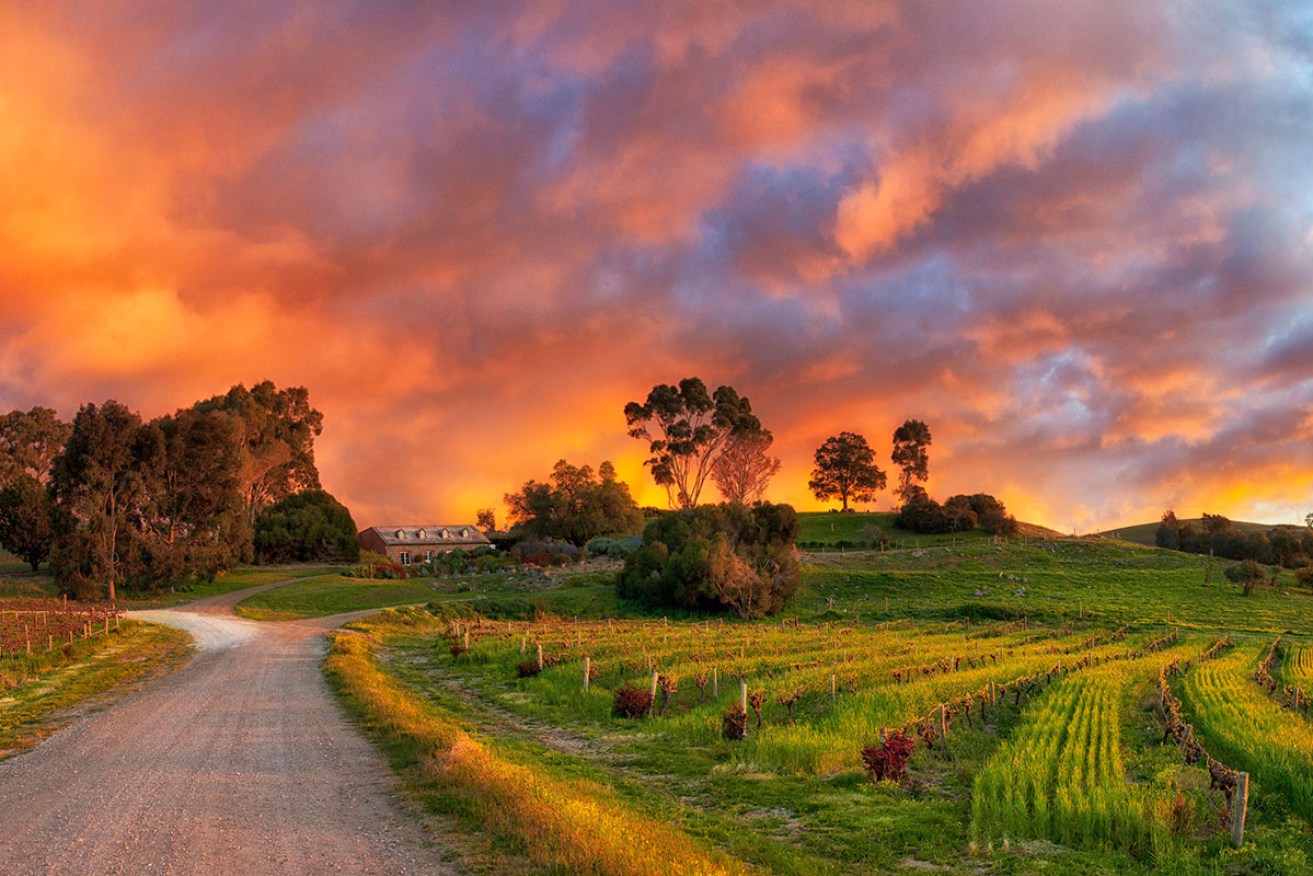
612,683,653,718
516,658,542,678
615,502,800,618
253,490,360,563
861,730,916,783
585,534,643,558
722,704,747,741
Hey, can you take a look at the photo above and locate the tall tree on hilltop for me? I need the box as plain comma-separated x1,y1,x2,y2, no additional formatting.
0,407,71,487
809,432,886,512
712,429,781,505
194,382,323,525
625,377,761,509
50,401,147,601
891,419,932,504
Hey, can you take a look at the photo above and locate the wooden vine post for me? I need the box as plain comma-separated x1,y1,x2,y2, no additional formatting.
649,671,659,716
830,673,836,704
583,657,590,692
739,680,748,716
1231,772,1250,848
938,703,948,740
712,667,718,699
536,643,543,672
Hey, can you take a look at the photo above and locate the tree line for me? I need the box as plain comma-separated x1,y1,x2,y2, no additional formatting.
0,383,356,599
499,376,1016,617
1156,511,1313,580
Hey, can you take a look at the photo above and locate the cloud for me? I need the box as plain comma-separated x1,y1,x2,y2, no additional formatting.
0,1,1309,531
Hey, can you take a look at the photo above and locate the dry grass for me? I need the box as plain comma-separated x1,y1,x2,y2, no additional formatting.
326,623,747,876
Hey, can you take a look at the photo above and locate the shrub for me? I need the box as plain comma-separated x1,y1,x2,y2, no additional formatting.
253,489,360,563
861,731,916,783
612,683,654,718
615,502,800,618
722,704,747,741
517,658,543,678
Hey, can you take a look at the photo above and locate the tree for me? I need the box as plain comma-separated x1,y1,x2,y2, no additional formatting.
504,460,643,546
625,378,761,509
129,409,248,588
890,419,932,504
616,502,800,618
711,429,781,505
1156,510,1180,550
0,407,71,487
1224,559,1266,597
50,401,147,601
808,432,886,511
253,490,360,563
0,474,55,571
476,508,497,533
193,382,323,527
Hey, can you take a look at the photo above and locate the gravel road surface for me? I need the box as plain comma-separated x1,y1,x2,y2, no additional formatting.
0,585,454,875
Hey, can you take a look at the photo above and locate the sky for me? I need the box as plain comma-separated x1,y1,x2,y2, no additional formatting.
1,1,1311,533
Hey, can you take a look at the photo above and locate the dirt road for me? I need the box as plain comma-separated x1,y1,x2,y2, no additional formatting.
0,585,454,875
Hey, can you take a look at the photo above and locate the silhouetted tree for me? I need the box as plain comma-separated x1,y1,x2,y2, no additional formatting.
1156,510,1180,550
712,429,781,505
625,378,761,509
476,508,496,533
891,419,932,504
505,460,643,546
809,432,886,511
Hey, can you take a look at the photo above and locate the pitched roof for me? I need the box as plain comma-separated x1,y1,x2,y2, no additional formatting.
363,525,490,546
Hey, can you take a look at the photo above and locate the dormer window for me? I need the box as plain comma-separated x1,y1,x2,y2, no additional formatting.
395,529,405,539
417,529,427,539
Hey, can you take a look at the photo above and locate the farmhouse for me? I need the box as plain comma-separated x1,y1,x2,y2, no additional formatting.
358,524,491,566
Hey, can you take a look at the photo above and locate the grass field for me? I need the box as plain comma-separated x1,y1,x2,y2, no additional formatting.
0,620,191,758
319,514,1313,875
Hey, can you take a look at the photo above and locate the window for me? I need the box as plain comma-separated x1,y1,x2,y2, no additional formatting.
424,550,434,562
400,551,412,566
417,529,427,539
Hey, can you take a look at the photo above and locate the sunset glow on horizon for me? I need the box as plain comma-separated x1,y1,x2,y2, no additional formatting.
2,3,1311,533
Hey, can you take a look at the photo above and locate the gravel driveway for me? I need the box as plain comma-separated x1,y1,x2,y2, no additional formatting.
0,584,454,875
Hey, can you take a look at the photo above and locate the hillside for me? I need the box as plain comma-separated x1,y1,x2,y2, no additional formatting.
1102,517,1283,547
798,510,1063,547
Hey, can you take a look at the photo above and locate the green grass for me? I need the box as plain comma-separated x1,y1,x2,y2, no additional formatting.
234,569,624,621
330,532,1313,874
0,620,192,757
114,565,342,609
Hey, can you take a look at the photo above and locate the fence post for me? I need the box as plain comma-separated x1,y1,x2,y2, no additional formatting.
520,636,526,654
583,657,590,692
830,674,836,704
712,666,719,699
938,703,948,740
740,680,748,715
650,671,660,716
1231,772,1250,848
536,643,543,672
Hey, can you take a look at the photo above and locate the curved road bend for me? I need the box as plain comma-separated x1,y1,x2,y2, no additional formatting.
0,584,454,875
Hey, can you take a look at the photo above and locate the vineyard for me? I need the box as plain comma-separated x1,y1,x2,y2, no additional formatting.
1177,640,1313,823
0,598,122,657
328,581,1313,876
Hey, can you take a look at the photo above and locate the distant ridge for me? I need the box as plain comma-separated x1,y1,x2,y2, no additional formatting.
1100,517,1287,547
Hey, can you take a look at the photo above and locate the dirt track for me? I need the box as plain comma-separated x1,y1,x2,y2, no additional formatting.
0,584,454,875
